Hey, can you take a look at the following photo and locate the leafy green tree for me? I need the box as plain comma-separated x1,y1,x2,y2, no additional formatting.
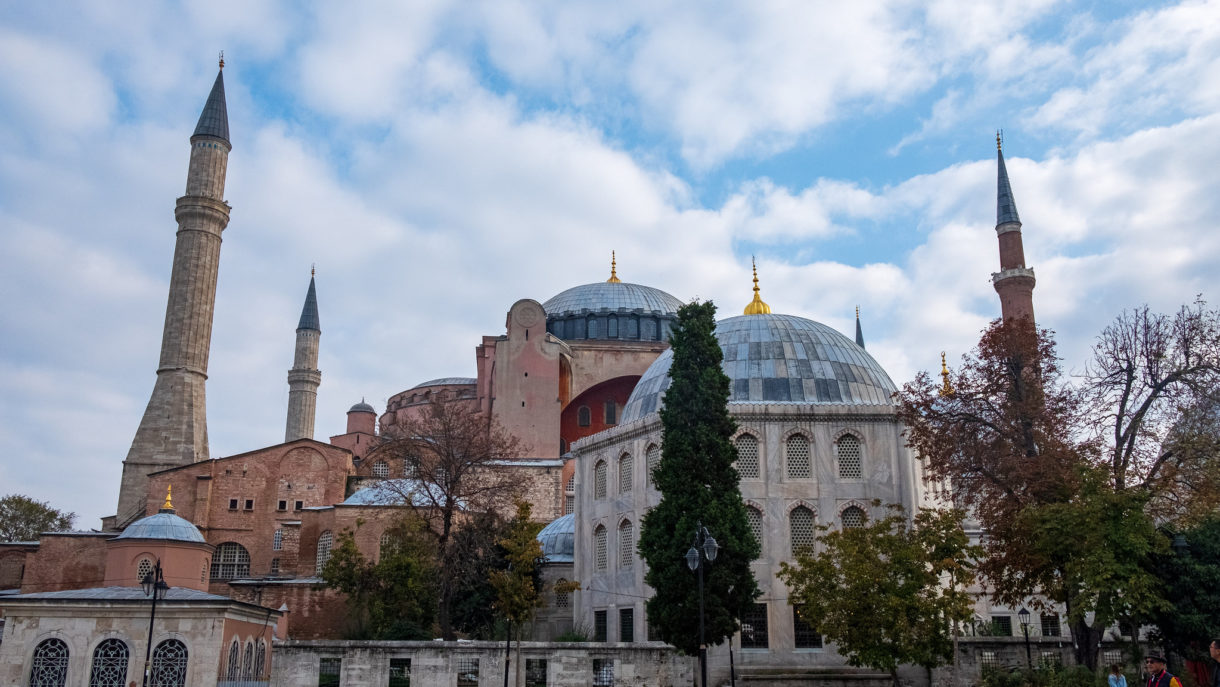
490,501,546,686
320,517,438,639
779,506,980,687
0,494,75,542
446,511,513,639
638,300,760,655
1149,516,1220,662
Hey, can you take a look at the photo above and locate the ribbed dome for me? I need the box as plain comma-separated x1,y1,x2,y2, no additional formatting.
536,513,575,563
348,401,376,414
543,282,684,317
621,313,898,423
115,511,206,544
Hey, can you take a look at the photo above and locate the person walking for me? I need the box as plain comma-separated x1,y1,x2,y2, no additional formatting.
1145,654,1183,687
1208,639,1220,687
1110,664,1128,687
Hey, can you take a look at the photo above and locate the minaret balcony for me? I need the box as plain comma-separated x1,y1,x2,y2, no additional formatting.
991,267,1036,284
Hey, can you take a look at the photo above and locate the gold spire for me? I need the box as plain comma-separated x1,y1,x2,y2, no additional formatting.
219,51,225,70
607,251,621,283
743,257,772,315
311,263,316,278
996,129,1002,151
855,305,860,320
163,485,174,510
939,352,954,397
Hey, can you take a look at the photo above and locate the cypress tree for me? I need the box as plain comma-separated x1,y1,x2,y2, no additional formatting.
639,300,761,655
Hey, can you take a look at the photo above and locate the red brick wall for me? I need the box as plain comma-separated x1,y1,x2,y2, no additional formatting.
18,534,109,593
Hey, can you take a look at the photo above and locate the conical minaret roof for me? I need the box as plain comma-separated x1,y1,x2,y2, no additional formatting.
854,306,865,349
996,135,1020,226
193,67,229,143
298,275,320,331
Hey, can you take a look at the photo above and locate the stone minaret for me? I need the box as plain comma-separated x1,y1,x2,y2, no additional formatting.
991,132,1036,322
113,61,231,526
285,271,321,442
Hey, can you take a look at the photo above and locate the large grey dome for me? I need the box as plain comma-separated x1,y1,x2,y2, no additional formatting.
543,282,684,317
536,513,575,563
621,313,898,423
115,511,206,544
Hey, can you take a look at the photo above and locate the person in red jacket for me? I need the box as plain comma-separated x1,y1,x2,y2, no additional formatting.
1146,655,1183,687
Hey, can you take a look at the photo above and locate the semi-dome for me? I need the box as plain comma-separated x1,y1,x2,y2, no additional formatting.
115,511,206,544
536,513,575,563
621,313,898,423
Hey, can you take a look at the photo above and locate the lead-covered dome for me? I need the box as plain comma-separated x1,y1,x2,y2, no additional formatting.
115,511,206,543
543,282,685,342
536,513,575,563
621,313,897,423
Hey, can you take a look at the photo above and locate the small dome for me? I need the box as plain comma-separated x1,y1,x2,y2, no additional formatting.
348,401,376,414
115,511,206,544
543,282,684,318
536,513,575,563
621,313,898,423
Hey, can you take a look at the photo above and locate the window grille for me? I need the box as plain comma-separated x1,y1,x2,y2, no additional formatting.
29,638,69,687
736,434,760,479
456,658,479,687
564,496,574,515
226,640,240,680
1041,651,1063,666
991,616,1013,636
316,531,333,575
150,639,188,687
525,659,547,687
372,460,389,478
211,542,251,580
578,406,591,427
273,529,283,551
620,608,634,642
594,461,607,498
318,657,342,687
242,643,254,679
595,525,608,570
137,558,154,584
619,454,633,493
747,507,764,559
554,578,570,608
980,651,1000,669
605,399,617,425
841,506,865,529
565,475,575,493
380,531,400,558
89,638,129,687
619,520,634,568
255,642,266,679
646,444,660,485
790,506,816,555
837,435,862,479
1103,650,1123,667
1041,613,1061,637
741,604,769,649
793,608,823,648
787,434,812,479
594,610,608,641
270,558,280,575
593,659,613,686
389,658,411,687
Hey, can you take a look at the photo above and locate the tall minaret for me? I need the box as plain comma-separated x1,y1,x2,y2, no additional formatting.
114,59,231,526
991,132,1036,322
285,270,321,442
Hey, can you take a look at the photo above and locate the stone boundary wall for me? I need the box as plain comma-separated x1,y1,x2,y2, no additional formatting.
271,639,693,686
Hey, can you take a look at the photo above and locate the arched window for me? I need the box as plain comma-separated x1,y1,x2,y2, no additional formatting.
149,639,188,687
272,529,283,551
211,542,251,580
254,641,267,679
790,506,816,555
735,434,760,479
594,525,608,571
89,638,129,687
555,578,571,608
646,444,660,485
619,520,634,568
372,460,389,478
29,638,69,687
315,531,334,574
618,453,633,493
242,642,254,679
578,406,592,427
842,506,866,529
837,434,862,479
786,434,812,479
226,640,240,680
594,461,607,499
746,506,764,559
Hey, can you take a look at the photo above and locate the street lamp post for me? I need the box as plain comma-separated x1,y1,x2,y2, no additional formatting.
685,521,719,687
1018,607,1032,670
141,560,170,687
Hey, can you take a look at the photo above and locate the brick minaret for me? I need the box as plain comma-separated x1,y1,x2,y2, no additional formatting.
991,133,1035,322
285,271,321,441
113,61,231,527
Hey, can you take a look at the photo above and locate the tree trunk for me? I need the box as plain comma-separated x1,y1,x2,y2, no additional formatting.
1071,617,1101,670
891,667,901,687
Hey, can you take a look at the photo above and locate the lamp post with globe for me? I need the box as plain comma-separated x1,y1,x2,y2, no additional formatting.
685,521,719,687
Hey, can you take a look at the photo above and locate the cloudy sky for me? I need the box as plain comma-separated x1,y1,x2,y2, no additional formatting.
2,1,1217,528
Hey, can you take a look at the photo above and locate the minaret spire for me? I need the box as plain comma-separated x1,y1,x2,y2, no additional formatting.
113,62,233,528
990,132,1036,323
286,270,322,442
854,306,865,349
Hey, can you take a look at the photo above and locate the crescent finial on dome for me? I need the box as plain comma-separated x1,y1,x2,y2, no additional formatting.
743,257,772,315
607,251,622,283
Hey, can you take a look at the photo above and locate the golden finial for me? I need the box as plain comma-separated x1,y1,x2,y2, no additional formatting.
219,51,225,70
939,352,954,397
743,257,772,315
311,263,316,278
855,305,860,320
996,129,1003,151
163,485,174,510
607,251,621,283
